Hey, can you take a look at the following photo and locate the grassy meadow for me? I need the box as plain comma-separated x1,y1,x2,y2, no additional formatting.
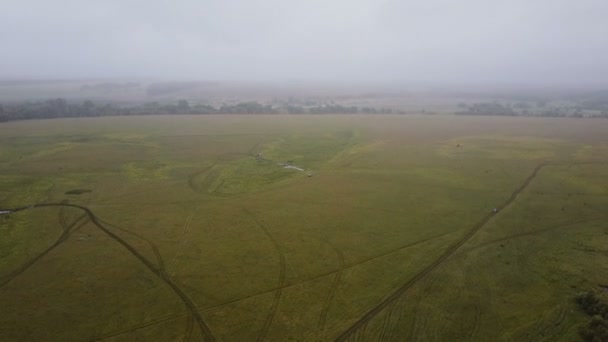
0,115,607,341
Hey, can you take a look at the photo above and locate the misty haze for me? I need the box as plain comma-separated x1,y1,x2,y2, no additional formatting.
1,1,608,341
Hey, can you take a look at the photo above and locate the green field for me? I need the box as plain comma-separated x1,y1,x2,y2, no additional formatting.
0,115,607,341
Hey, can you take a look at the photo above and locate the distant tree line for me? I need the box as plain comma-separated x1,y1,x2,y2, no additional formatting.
456,101,608,118
457,102,516,116
570,90,608,112
0,98,398,123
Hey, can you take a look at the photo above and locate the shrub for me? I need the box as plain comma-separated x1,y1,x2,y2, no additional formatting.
577,291,608,341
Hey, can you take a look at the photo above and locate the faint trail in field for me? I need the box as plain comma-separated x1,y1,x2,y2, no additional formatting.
377,303,393,342
82,231,452,342
95,187,169,205
335,161,554,341
383,301,405,342
407,303,419,342
198,231,452,314
468,295,482,341
57,206,68,231
464,251,488,342
0,212,88,288
411,269,445,342
167,212,195,277
9,203,216,342
187,164,217,194
98,218,168,277
409,299,427,342
316,246,345,341
88,313,190,341
378,301,400,342
183,315,195,342
183,214,194,235
248,140,263,155
531,305,568,342
336,160,608,340
242,208,286,342
463,216,604,255
497,159,517,183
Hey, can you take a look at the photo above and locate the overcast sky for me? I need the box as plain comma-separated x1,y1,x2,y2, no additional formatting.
1,0,607,85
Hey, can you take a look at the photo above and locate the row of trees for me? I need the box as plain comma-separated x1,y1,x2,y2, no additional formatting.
0,99,399,123
456,102,608,118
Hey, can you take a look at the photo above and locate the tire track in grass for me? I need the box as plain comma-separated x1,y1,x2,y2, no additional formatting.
390,300,406,341
242,208,286,342
58,205,67,231
198,231,453,315
77,226,453,342
98,218,168,276
464,251,487,342
335,161,553,341
468,298,481,341
166,212,194,277
0,195,470,341
0,212,88,288
533,305,567,342
88,313,190,342
408,269,444,342
97,216,212,342
187,164,217,194
377,303,394,342
463,216,604,254
7,203,216,342
384,301,404,342
183,315,195,342
316,246,345,341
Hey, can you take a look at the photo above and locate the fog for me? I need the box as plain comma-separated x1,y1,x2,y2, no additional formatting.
1,0,607,85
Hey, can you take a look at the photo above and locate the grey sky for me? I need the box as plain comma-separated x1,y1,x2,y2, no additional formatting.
1,0,607,84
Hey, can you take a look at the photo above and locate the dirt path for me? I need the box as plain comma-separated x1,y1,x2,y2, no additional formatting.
335,161,552,341
87,312,190,341
166,212,195,277
6,203,216,342
242,208,286,342
98,218,169,277
197,231,452,315
0,212,88,288
316,246,345,341
81,230,452,342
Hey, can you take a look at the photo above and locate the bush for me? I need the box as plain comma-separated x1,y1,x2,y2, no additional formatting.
579,315,608,342
577,291,608,341
577,291,608,319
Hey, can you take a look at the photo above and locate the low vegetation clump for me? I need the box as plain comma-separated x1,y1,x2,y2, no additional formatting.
64,189,92,195
577,290,608,341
